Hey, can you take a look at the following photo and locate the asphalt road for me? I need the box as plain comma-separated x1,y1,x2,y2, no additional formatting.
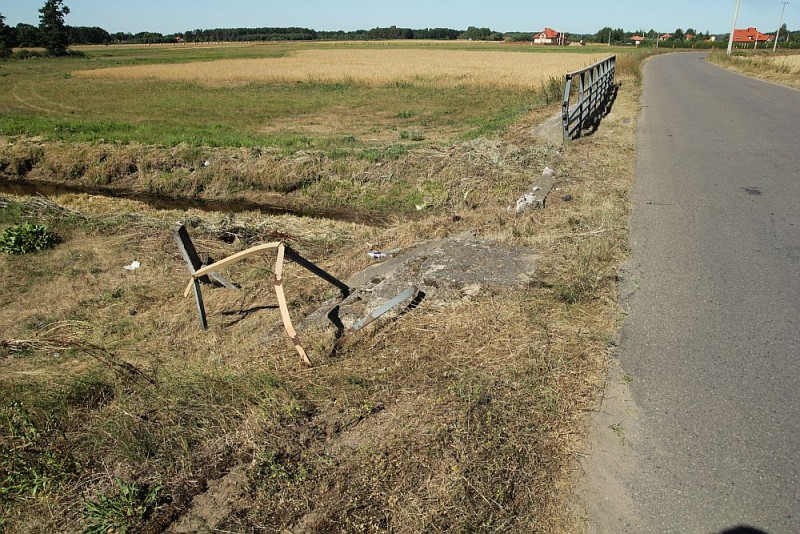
617,53,800,532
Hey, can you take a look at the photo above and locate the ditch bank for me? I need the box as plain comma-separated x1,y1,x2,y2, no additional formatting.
0,178,387,226
0,135,557,225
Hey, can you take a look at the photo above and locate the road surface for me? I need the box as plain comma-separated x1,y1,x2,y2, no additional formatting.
602,53,800,532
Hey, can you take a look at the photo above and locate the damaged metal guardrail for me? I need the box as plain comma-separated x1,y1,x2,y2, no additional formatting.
562,55,616,142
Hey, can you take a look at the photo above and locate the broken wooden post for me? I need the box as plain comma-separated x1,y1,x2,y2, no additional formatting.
173,224,209,329
172,224,206,278
177,230,356,366
191,279,208,330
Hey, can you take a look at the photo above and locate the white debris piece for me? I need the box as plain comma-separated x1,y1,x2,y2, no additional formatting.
123,261,141,271
514,165,557,215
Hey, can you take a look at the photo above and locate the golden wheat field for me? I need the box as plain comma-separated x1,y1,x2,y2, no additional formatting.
74,49,610,88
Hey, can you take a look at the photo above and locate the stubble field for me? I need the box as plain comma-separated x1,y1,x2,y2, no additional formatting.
73,48,610,89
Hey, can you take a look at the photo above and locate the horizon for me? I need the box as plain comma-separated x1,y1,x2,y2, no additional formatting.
3,0,798,37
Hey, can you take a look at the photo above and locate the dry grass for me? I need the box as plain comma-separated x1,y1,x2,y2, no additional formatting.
0,53,643,533
709,51,800,90
74,49,610,89
771,54,800,67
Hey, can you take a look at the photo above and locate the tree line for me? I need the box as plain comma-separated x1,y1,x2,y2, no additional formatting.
2,1,799,58
590,25,800,47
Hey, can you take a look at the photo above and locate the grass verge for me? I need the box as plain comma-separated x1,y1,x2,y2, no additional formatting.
708,50,800,91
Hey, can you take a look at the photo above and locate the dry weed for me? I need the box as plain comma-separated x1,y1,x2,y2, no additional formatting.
709,51,800,90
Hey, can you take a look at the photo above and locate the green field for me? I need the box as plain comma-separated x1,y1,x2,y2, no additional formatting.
0,41,622,149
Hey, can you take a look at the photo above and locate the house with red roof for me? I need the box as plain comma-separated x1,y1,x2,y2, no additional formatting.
631,35,646,46
733,27,773,48
533,28,564,45
660,33,672,41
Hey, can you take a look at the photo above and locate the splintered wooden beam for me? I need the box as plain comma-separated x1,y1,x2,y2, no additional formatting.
183,242,281,297
274,243,312,365
179,241,312,365
193,242,282,279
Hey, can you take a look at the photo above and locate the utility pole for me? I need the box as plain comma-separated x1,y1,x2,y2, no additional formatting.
727,0,742,56
774,1,789,53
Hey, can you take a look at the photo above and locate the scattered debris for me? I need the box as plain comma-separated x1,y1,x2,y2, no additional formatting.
301,232,538,358
123,260,141,271
515,166,557,214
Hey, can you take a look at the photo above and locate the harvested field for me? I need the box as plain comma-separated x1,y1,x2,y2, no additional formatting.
74,49,610,89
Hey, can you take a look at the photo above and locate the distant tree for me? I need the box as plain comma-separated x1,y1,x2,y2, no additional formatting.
39,0,71,56
414,27,460,40
594,26,613,43
591,27,626,44
367,26,414,40
460,26,497,41
131,31,167,44
0,13,11,57
673,28,685,41
68,25,111,45
112,31,132,43
15,23,40,47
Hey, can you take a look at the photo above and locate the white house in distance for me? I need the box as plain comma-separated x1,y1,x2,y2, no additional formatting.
533,28,565,45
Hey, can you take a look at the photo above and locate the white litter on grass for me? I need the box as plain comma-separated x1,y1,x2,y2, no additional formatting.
123,261,141,271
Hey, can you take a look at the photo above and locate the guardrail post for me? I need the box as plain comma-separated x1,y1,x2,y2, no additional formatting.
562,74,573,143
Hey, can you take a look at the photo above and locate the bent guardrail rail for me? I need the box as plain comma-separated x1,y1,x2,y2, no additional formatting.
562,55,616,142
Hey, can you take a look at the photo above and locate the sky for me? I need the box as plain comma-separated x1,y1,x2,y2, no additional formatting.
2,0,798,36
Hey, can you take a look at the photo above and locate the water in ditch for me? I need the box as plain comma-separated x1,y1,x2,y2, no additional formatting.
0,179,386,226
